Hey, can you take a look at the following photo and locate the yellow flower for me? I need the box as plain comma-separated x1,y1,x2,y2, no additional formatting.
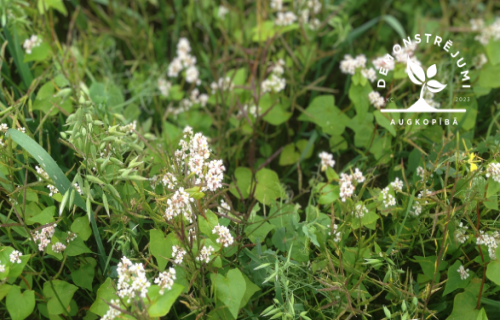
467,153,478,172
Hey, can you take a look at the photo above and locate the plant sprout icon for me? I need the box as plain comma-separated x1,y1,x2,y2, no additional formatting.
405,57,447,112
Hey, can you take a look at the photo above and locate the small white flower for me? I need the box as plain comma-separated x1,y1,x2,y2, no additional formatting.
154,268,176,295
52,242,66,253
218,5,229,19
0,123,8,133
319,152,335,172
390,177,404,192
212,224,234,247
457,264,470,280
10,250,22,264
196,245,215,263
486,162,500,182
368,91,385,109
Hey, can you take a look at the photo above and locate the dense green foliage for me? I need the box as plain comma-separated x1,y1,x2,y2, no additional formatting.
1,0,500,319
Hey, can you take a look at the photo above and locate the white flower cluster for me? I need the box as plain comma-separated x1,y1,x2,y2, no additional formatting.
157,78,171,97
372,55,395,71
0,123,8,133
416,166,425,180
32,224,57,251
457,264,470,280
154,267,176,295
271,0,283,10
35,165,59,196
74,182,83,195
394,42,420,64
19,127,26,133
486,162,500,182
339,168,365,202
23,35,42,54
168,38,200,85
381,187,396,208
236,104,261,118
411,190,432,216
319,152,335,172
471,18,500,45
116,257,151,303
119,121,137,134
52,242,66,253
218,199,230,214
368,91,385,109
0,263,5,273
10,250,22,264
261,59,286,93
167,89,209,117
196,245,214,263
390,177,404,192
455,222,469,244
352,203,368,218
340,54,366,75
67,231,77,243
174,127,226,192
172,245,186,264
101,299,122,320
211,77,235,94
473,54,488,69
218,5,229,19
424,90,440,109
275,11,297,26
328,224,342,242
164,187,194,222
477,231,500,260
212,224,234,247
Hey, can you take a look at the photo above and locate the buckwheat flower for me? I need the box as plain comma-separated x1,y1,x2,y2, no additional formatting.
168,57,183,77
394,42,418,64
155,268,176,295
67,231,77,243
185,65,200,84
10,250,22,264
472,18,500,45
455,222,469,244
361,68,377,82
23,35,42,54
36,166,50,181
162,172,177,189
270,0,283,11
0,123,8,133
74,183,83,195
328,224,342,242
470,19,485,31
237,104,261,118
309,18,321,30
261,74,286,93
0,263,5,273
339,173,355,202
32,224,57,251
275,11,297,26
352,203,368,218
101,299,122,320
205,159,225,191
19,127,26,133
177,37,191,56
424,91,440,109
319,152,335,171
198,93,209,107
411,202,422,216
47,184,59,197
390,177,404,192
218,5,229,19
183,126,193,137
218,199,231,214
157,78,171,97
172,245,186,264
457,265,470,280
381,187,396,207
352,168,365,183
477,231,499,260
307,0,322,14
211,77,234,93
368,91,385,109
473,53,488,69
372,55,395,71
52,242,66,253
213,224,234,247
196,245,214,263
164,187,194,222
416,166,425,180
340,55,359,75
116,257,151,303
486,162,500,182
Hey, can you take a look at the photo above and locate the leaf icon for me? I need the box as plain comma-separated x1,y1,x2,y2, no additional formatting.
407,58,425,85
427,64,437,78
426,80,447,93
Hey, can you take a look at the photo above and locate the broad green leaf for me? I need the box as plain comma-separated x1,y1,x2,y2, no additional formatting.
446,290,479,320
0,284,12,300
254,168,282,205
43,280,78,315
32,81,73,116
199,210,219,240
148,284,184,317
240,274,260,308
245,215,275,243
349,84,372,123
6,286,35,320
38,0,68,15
479,63,500,88
486,40,500,66
486,245,500,286
229,167,252,199
149,229,176,271
315,183,339,205
0,247,29,278
295,139,313,159
27,206,55,225
65,237,92,256
71,216,92,241
374,110,396,137
279,143,300,166
89,278,117,316
23,41,51,62
71,258,96,291
443,260,473,296
476,308,488,320
215,269,246,318
351,211,379,230
298,95,348,136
